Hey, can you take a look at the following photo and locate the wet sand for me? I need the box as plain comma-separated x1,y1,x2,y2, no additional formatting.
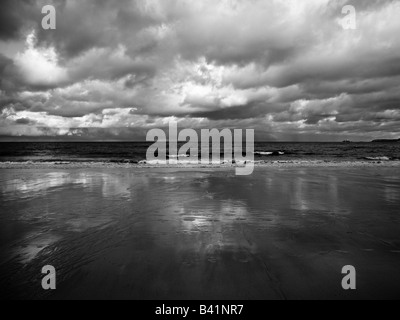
0,165,400,300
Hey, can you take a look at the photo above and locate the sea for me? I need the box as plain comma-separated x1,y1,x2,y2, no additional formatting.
0,142,399,163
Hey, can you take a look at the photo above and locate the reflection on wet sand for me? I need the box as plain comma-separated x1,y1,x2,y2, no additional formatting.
0,167,399,299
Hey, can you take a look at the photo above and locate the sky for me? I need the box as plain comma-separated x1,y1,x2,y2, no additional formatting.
0,0,399,141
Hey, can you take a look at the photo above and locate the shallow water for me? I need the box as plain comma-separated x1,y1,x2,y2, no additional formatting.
0,167,399,299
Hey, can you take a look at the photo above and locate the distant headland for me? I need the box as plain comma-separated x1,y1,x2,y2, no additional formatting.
372,139,400,143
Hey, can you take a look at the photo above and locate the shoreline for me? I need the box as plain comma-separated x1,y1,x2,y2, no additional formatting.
1,159,400,169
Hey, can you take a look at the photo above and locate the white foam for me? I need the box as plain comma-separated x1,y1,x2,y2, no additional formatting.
254,151,285,156
168,154,190,158
365,156,390,161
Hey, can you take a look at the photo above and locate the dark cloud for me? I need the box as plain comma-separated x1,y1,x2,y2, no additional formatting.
14,117,32,124
0,0,41,40
0,53,24,94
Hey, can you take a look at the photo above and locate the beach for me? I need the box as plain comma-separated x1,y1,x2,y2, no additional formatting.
0,162,399,300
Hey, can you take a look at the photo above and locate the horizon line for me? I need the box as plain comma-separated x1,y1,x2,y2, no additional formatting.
0,140,396,143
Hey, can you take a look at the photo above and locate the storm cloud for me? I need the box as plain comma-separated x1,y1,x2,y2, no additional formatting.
0,0,399,141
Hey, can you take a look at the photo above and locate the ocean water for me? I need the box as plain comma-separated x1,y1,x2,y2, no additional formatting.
0,142,399,163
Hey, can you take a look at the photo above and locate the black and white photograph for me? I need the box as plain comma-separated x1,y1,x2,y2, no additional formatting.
0,0,400,304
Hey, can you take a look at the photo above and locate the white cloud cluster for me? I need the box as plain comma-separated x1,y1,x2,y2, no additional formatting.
14,32,68,87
